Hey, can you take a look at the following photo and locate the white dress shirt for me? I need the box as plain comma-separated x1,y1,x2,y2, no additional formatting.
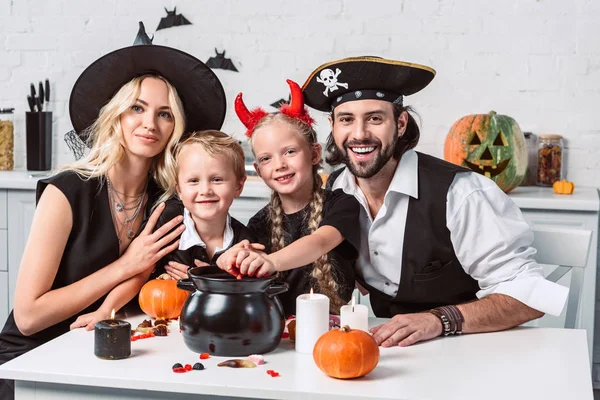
332,149,568,316
179,208,234,253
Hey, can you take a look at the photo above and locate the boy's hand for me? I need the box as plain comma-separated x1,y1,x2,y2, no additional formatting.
193,260,211,268
215,247,241,274
165,261,191,280
70,308,112,331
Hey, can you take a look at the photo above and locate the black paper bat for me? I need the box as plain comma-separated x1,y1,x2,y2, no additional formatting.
206,49,238,72
270,95,290,109
156,7,192,30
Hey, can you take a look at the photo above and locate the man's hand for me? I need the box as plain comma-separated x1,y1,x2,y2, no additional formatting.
370,312,443,347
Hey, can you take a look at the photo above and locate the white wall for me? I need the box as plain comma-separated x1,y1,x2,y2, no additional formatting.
0,0,599,185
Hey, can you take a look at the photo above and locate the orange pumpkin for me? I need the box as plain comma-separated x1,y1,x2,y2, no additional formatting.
313,325,379,379
139,273,189,319
553,179,575,195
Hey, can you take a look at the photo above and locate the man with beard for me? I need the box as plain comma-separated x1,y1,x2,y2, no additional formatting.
302,57,568,347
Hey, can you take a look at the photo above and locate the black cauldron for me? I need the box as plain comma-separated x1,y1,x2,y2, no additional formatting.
177,266,289,356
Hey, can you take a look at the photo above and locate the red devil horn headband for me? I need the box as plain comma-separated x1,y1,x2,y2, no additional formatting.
235,79,315,138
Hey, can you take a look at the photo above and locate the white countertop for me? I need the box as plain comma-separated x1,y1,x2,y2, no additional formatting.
508,186,599,212
0,315,592,400
241,177,271,198
1,171,597,214
0,171,272,196
0,170,48,190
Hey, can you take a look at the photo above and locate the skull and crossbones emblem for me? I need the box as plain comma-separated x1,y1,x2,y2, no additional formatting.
316,68,348,97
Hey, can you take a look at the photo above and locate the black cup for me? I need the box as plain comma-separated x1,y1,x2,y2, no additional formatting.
26,111,52,171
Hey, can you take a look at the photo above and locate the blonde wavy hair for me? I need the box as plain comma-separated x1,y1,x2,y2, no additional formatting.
252,113,346,314
158,130,246,204
62,74,186,207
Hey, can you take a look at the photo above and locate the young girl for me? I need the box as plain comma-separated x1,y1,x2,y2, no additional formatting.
217,80,360,315
152,130,257,280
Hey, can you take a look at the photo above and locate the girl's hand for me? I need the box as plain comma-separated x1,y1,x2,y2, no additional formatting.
215,240,265,278
69,308,111,331
120,203,185,277
239,252,275,278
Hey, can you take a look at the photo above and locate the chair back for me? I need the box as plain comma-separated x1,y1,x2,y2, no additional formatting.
532,227,592,329
532,228,591,268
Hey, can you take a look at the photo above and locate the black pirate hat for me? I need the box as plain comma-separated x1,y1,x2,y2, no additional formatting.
69,22,226,139
302,56,435,112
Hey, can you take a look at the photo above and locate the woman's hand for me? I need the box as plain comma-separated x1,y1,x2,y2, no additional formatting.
165,260,210,280
120,203,185,277
69,308,112,331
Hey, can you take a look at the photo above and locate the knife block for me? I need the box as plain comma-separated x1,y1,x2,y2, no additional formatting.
26,111,52,171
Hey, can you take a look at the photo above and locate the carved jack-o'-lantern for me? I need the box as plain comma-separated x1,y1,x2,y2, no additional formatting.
444,111,527,193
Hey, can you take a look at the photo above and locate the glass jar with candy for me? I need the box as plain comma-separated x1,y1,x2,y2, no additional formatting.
537,134,563,186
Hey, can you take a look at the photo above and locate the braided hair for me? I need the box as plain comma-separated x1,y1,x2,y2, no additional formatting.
253,113,346,314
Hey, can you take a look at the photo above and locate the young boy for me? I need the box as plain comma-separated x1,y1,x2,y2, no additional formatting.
153,130,257,279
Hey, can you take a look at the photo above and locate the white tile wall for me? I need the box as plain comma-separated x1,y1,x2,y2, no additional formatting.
0,0,598,186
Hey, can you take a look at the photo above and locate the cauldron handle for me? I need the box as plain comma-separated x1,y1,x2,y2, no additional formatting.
266,282,289,298
177,278,196,292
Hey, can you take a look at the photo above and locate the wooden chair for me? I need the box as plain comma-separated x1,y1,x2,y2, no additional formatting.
531,227,592,329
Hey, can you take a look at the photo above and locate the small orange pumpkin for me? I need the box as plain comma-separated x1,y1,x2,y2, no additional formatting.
139,273,189,319
553,179,575,195
313,325,379,379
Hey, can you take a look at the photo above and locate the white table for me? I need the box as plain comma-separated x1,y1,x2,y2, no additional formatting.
0,316,593,400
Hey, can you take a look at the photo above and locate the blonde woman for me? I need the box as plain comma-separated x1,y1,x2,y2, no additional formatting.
0,39,226,400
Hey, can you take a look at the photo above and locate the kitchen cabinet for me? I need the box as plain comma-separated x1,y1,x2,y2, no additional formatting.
0,172,41,330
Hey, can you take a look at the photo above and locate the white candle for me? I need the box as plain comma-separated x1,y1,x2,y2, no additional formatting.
340,298,369,332
295,289,329,354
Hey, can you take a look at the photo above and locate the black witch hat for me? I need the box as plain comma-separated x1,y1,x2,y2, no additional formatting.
69,22,226,140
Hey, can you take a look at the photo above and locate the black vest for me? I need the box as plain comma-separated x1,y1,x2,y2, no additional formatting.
328,152,479,317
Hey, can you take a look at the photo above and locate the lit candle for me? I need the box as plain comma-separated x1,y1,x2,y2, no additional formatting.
340,297,369,332
94,309,131,360
295,288,329,354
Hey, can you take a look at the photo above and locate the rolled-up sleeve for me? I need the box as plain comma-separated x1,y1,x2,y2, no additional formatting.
447,173,568,316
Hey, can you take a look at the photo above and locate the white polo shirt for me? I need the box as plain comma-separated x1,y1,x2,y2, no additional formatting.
332,149,568,316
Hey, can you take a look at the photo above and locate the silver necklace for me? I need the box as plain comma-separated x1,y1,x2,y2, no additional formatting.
107,179,145,212
107,178,147,244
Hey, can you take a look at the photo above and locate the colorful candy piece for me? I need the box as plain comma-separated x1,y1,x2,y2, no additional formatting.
200,353,210,360
248,354,265,365
193,362,205,370
217,359,257,368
